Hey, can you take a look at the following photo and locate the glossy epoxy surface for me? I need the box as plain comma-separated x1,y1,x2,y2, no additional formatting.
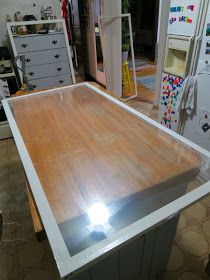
9,84,201,255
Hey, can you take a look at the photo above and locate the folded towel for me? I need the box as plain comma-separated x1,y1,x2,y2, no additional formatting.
176,75,197,115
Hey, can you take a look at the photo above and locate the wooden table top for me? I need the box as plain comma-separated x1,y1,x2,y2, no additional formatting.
11,84,200,228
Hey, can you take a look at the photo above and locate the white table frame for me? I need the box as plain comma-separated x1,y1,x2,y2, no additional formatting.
2,82,210,279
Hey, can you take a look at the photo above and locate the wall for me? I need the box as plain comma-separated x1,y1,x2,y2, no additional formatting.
0,0,61,46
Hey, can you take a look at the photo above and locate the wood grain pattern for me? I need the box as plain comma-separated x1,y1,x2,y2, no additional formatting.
10,84,201,228
25,177,45,237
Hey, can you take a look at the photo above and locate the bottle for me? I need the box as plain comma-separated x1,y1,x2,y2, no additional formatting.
6,15,11,22
14,11,22,22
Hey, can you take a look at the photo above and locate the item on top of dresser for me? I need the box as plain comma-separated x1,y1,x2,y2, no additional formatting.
35,24,43,32
17,26,27,35
41,6,52,20
48,29,56,33
6,15,12,22
14,11,22,22
23,15,37,34
37,29,48,34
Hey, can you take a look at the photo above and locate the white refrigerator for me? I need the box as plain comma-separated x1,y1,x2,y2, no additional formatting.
182,2,210,151
158,0,207,131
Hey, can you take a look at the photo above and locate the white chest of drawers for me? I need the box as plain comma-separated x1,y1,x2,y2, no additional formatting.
7,19,75,91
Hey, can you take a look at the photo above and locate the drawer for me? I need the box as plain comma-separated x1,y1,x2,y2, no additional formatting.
14,33,66,53
24,48,68,67
26,62,70,81
29,74,72,90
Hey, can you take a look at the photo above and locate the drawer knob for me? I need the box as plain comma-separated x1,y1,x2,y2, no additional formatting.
29,72,34,76
52,40,58,45
59,80,64,84
25,58,31,63
57,67,62,71
21,43,27,48
54,54,60,58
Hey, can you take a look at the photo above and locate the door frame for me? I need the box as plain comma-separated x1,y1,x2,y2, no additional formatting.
87,0,107,86
154,0,170,107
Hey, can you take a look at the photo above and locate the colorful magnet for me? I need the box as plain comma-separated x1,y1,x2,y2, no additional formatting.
170,6,184,13
169,17,177,24
179,16,193,23
187,5,194,11
160,74,184,130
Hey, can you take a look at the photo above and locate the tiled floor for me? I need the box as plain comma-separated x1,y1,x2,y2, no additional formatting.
0,139,60,280
163,186,210,279
0,139,210,279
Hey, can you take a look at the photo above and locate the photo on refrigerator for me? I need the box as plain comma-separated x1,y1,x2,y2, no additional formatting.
206,23,210,36
206,41,210,54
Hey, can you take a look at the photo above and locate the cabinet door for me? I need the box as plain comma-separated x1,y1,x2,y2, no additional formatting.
119,237,144,280
149,216,179,278
90,252,119,280
140,229,157,280
74,271,91,280
14,33,66,53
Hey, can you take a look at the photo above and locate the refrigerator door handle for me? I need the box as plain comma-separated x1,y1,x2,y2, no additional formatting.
179,35,202,135
190,35,203,75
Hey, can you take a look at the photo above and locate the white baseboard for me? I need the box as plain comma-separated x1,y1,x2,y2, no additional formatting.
0,121,12,140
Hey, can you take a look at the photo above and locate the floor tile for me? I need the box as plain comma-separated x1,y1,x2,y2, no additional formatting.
180,230,209,257
177,271,203,280
23,269,50,280
17,242,45,268
185,203,206,221
168,245,184,271
177,215,187,231
0,247,19,280
203,220,210,238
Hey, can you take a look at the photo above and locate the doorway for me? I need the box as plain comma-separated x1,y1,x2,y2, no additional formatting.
86,0,106,86
124,0,160,119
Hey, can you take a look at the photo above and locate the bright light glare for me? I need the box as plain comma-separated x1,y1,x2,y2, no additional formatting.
88,202,109,225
